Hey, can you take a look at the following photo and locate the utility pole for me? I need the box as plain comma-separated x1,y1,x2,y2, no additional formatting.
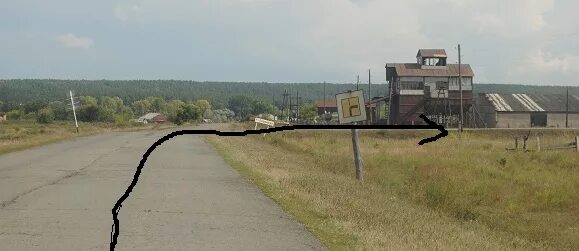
566,87,569,128
296,89,300,123
351,123,363,181
458,44,464,133
356,75,360,90
288,91,292,123
387,66,393,125
323,81,327,113
368,69,372,124
69,90,79,133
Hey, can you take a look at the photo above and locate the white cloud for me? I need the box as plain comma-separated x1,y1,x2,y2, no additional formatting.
512,49,579,80
113,3,144,22
0,0,569,83
105,0,573,83
469,0,554,38
56,33,94,49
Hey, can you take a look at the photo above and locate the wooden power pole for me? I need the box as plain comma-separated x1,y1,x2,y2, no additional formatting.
566,87,569,128
351,124,362,181
69,90,79,133
368,69,372,124
458,44,464,132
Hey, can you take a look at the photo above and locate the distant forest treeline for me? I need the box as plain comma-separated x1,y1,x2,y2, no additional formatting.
0,80,388,109
1,79,577,108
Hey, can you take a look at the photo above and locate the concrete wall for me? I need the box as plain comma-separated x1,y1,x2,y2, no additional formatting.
546,113,579,128
496,113,530,128
481,112,579,128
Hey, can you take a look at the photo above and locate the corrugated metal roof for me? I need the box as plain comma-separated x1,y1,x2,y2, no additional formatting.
417,49,447,58
386,63,474,77
315,100,337,108
483,93,579,112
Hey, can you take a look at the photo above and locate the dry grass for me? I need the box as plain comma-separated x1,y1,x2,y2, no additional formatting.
207,124,579,250
0,120,175,154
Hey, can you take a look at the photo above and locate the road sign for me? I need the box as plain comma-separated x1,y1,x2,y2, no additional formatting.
255,117,275,127
336,90,367,124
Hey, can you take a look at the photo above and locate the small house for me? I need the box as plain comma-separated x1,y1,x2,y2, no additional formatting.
135,113,167,124
315,100,338,116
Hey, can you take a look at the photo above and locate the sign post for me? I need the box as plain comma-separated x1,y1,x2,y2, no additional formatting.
336,90,367,180
351,125,362,180
254,117,275,136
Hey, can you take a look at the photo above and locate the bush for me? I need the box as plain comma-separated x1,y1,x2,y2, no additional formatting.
6,109,24,120
172,103,201,125
97,108,115,122
23,112,37,120
36,108,55,124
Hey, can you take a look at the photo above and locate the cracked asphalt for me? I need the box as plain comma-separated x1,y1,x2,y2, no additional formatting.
0,128,325,250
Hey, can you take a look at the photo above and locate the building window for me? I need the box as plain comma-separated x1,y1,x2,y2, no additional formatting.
422,57,446,66
400,81,424,90
435,81,449,89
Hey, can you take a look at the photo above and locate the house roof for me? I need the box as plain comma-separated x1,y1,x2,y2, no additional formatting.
417,49,447,58
138,113,162,120
482,93,579,112
315,100,337,108
386,63,474,77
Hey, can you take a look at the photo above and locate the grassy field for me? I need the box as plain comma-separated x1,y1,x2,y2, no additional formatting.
207,125,579,250
0,120,174,154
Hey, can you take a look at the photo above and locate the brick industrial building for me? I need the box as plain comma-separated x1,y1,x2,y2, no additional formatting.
386,49,480,127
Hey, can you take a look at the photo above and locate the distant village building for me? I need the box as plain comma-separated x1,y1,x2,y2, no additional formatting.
315,100,338,116
386,49,475,126
135,113,167,124
479,93,579,128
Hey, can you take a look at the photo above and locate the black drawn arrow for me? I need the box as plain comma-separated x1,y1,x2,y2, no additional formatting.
110,114,447,250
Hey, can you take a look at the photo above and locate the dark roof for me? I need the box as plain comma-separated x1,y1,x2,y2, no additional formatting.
152,114,167,122
416,49,447,58
316,100,337,108
386,63,474,77
482,93,579,112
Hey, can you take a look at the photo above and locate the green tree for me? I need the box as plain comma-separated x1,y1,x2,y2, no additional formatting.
211,109,235,122
252,100,275,115
147,97,168,113
174,103,201,125
97,108,115,122
114,107,135,125
167,99,186,121
100,96,124,113
48,101,68,120
228,95,255,119
79,96,98,107
78,105,99,122
299,103,318,121
36,108,55,124
132,100,151,116
194,100,212,118
111,97,124,113
23,100,47,114
6,109,24,120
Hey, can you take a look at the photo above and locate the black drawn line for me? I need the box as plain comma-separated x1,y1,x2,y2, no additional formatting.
110,114,447,250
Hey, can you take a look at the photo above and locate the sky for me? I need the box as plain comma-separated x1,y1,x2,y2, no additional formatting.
1,0,578,85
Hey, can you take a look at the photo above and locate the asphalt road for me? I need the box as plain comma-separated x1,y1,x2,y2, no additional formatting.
0,127,325,250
